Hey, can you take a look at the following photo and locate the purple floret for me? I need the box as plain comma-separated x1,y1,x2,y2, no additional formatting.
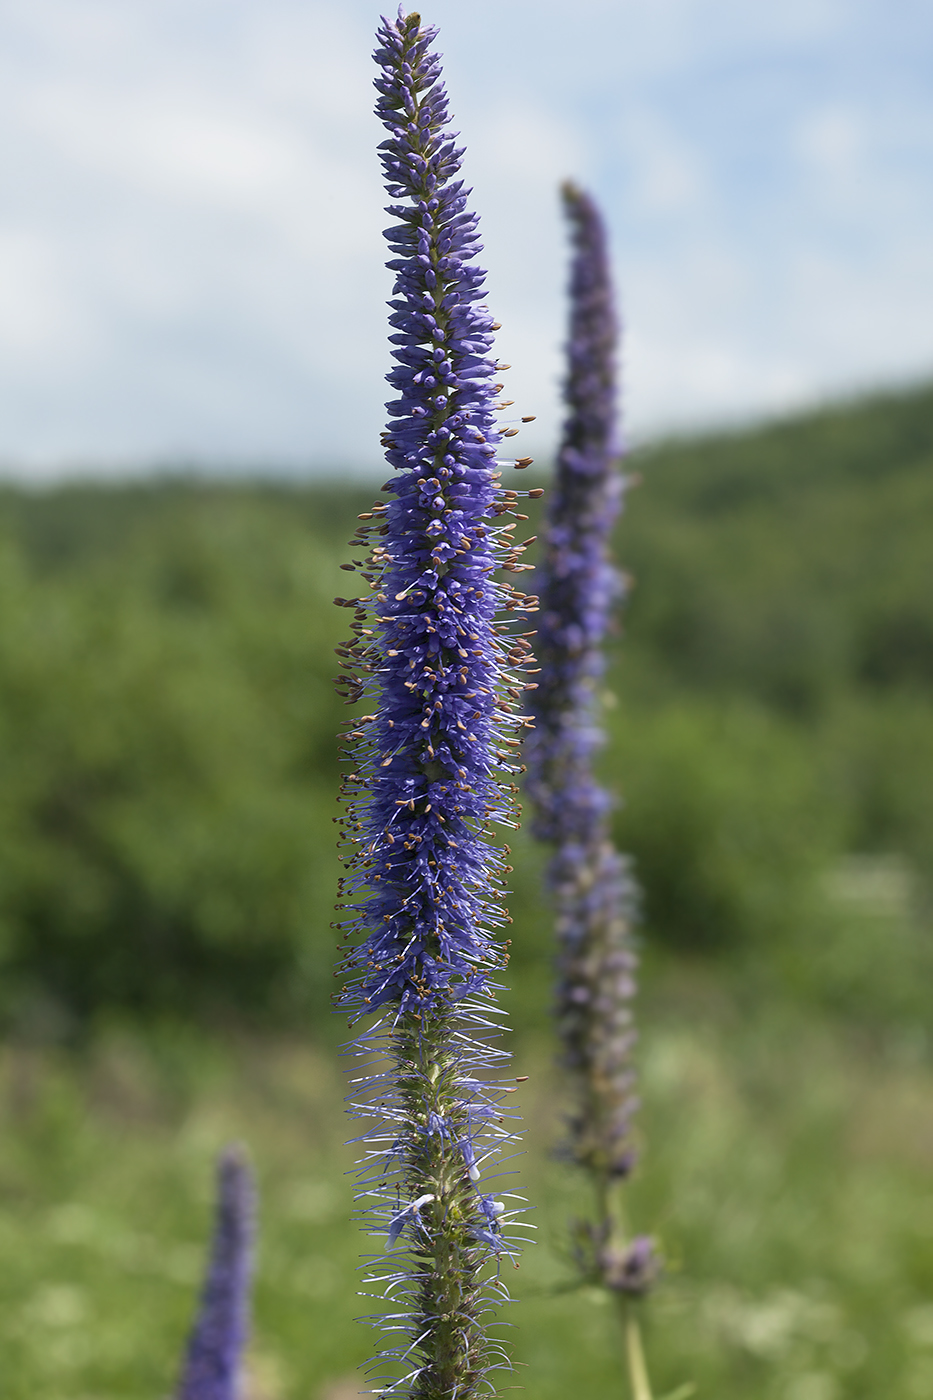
600,1234,661,1297
177,1147,254,1400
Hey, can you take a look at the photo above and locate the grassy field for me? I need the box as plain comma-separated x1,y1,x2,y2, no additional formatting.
4,966,933,1400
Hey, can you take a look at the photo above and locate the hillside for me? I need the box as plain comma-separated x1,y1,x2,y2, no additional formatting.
622,379,933,710
0,380,930,1027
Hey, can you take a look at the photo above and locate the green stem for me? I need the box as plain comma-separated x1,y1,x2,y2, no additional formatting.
620,1302,653,1400
395,1011,487,1400
596,1168,655,1400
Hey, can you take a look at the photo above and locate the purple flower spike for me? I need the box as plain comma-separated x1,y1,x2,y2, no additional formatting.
177,1146,255,1400
527,181,625,854
332,12,536,1399
527,185,650,1286
528,182,640,1182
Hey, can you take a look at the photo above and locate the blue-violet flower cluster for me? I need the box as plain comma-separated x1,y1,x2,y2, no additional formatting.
332,12,537,1397
177,1146,255,1400
527,184,655,1296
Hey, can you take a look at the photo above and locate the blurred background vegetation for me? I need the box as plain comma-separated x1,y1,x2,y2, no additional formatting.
3,381,933,1398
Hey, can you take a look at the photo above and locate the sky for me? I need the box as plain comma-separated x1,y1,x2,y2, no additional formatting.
0,0,931,478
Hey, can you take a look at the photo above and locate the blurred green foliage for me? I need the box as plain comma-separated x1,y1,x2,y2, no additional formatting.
0,484,365,1030
620,378,933,714
0,380,931,1031
610,700,844,956
604,381,933,1017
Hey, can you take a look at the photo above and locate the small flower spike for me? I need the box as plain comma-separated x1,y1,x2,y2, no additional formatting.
177,1146,255,1400
527,182,643,1197
332,11,536,1400
527,184,658,1297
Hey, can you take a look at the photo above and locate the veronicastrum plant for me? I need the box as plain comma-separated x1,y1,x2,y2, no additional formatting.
527,185,662,1400
177,1146,255,1400
331,10,538,1398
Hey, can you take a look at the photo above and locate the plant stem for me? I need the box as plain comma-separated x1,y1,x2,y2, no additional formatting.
621,1303,653,1400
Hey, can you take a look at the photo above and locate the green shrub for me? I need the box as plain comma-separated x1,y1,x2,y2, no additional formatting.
607,700,844,957
0,491,352,1029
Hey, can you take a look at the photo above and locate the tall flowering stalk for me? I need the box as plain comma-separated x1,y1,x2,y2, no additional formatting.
177,1146,255,1400
526,185,657,1392
332,12,537,1398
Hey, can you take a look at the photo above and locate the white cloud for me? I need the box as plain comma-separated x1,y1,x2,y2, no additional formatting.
0,229,86,361
28,90,304,205
797,107,864,177
0,0,928,474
